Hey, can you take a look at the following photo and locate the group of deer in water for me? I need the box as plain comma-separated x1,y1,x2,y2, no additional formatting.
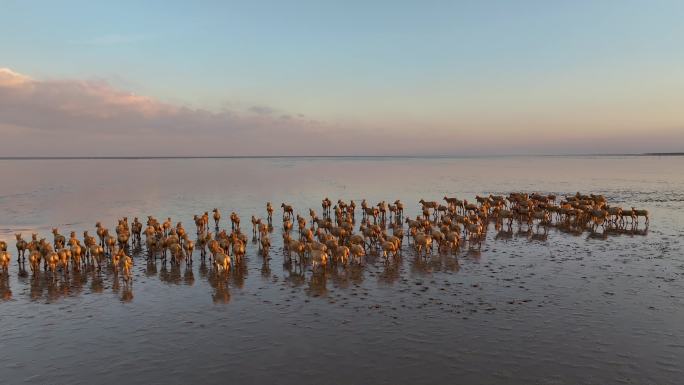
0,192,649,282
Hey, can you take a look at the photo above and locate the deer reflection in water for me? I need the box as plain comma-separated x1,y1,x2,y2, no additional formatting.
208,273,231,304
231,260,248,289
283,260,307,289
206,256,249,303
145,258,158,277
120,283,134,302
68,268,87,296
261,258,271,279
306,270,328,298
112,275,120,294
329,264,364,289
45,277,71,302
198,259,209,279
159,262,183,285
427,253,460,273
0,272,11,300
601,222,649,238
378,258,402,285
90,271,104,294
464,248,482,261
29,273,43,300
495,226,514,241
183,266,195,286
516,227,533,240
411,254,436,275
111,267,133,301
529,230,549,243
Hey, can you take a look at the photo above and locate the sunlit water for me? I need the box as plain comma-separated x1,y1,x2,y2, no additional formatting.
1,156,683,385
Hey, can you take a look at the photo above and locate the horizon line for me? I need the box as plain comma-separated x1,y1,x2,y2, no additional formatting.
0,152,682,160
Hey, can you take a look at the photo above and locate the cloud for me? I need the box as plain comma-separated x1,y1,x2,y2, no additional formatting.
0,67,368,156
248,105,276,116
1,67,681,156
0,68,31,87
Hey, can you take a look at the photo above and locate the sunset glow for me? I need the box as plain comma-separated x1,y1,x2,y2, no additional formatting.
1,1,683,155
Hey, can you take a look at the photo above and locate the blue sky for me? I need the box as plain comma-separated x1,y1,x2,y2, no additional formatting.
1,0,683,155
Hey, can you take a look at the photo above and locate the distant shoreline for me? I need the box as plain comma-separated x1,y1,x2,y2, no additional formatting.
0,153,682,160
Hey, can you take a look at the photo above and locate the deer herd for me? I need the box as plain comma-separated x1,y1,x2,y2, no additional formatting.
0,192,649,287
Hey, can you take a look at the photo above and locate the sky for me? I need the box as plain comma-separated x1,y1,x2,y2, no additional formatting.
1,0,683,156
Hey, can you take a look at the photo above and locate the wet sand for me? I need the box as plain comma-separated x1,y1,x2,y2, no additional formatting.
1,156,683,384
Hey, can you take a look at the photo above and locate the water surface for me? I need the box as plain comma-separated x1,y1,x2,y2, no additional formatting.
1,156,683,385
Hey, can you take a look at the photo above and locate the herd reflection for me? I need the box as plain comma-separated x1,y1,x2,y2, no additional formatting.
0,192,649,303
1,249,468,303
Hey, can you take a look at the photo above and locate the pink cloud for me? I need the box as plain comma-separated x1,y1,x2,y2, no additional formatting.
0,68,345,156
0,68,31,87
1,67,682,156
1,68,469,157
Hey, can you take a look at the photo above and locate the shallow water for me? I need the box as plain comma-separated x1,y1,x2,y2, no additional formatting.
1,156,683,385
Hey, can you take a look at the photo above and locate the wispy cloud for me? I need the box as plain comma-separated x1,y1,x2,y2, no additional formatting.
68,33,151,46
248,105,276,116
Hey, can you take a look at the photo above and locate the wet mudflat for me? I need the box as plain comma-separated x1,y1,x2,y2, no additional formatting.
1,156,683,385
